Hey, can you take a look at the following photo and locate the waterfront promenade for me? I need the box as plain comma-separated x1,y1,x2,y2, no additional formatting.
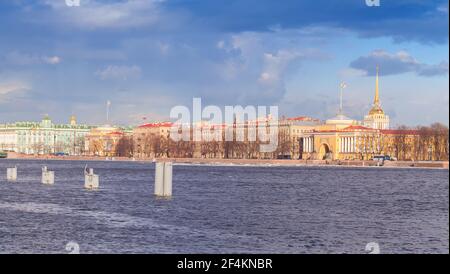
4,152,448,169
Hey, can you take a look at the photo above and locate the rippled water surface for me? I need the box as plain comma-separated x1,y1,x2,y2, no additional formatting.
0,159,448,253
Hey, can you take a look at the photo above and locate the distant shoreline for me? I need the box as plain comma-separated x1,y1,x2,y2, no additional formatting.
3,153,448,170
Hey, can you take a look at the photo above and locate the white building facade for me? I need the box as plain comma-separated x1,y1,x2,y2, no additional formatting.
0,115,92,155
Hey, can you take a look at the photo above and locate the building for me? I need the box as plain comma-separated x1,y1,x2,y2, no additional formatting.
280,116,322,160
293,67,386,160
0,115,92,155
294,66,431,161
128,66,405,161
108,66,446,161
84,125,133,157
132,122,173,158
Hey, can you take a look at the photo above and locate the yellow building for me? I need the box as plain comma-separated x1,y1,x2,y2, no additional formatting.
132,122,173,158
296,66,402,160
85,125,126,156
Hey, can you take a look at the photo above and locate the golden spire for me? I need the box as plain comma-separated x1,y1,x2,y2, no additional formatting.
368,65,384,115
374,65,379,105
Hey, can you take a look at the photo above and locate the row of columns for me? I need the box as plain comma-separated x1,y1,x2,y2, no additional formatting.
340,136,356,153
302,137,314,153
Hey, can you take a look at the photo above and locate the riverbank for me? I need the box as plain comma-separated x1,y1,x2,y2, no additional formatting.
4,152,448,169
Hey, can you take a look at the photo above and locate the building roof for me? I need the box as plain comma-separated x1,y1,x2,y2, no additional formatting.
138,122,173,128
381,129,419,135
325,114,356,126
342,125,374,131
313,125,376,133
286,116,320,122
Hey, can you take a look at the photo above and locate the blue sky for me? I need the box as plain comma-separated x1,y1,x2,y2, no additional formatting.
0,0,448,127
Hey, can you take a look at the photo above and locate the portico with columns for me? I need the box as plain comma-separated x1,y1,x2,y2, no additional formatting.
302,136,315,154
339,135,357,154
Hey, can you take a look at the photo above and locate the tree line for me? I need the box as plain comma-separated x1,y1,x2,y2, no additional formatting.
114,123,449,161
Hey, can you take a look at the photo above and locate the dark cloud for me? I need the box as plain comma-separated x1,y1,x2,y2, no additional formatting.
163,0,449,44
350,50,449,76
0,1,448,126
417,61,450,77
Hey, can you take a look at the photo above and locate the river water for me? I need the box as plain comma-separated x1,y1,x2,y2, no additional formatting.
0,159,448,253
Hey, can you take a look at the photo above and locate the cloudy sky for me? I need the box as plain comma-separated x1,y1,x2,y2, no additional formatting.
0,0,448,127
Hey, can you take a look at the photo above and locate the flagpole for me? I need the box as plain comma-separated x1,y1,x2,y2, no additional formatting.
106,100,111,124
339,82,346,115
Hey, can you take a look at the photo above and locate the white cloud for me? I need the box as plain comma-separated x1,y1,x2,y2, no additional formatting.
0,82,29,95
42,56,61,64
0,82,30,103
96,65,142,80
157,41,170,55
211,31,329,105
258,50,302,86
216,40,225,49
437,3,449,13
5,51,61,65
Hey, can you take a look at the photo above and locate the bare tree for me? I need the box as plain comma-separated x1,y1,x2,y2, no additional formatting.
115,136,134,157
430,123,449,161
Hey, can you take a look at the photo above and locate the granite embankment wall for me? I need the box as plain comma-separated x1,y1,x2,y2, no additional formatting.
5,152,449,169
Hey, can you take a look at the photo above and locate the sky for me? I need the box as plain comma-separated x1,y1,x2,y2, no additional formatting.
0,0,448,127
